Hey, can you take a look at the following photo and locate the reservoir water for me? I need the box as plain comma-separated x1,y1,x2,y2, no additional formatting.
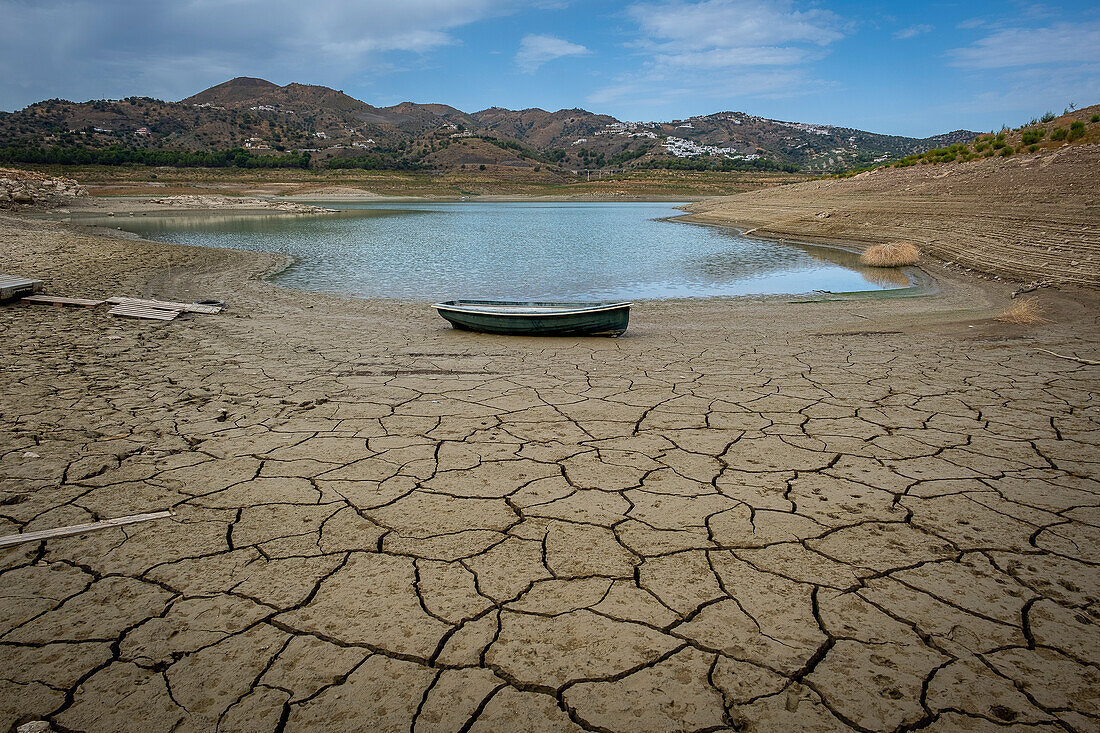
94,201,910,300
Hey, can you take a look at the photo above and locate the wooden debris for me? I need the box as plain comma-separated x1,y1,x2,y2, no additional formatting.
0,511,173,548
106,297,222,314
1011,280,1052,298
21,294,105,307
1036,349,1100,365
0,274,43,300
108,303,180,321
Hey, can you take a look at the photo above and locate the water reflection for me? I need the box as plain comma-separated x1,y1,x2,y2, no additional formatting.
76,208,409,233
96,202,911,300
789,242,913,290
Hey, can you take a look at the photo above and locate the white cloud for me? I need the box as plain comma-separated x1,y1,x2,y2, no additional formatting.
654,46,810,69
514,34,590,72
588,0,845,113
949,20,1100,68
0,0,515,109
627,0,843,50
894,24,932,40
589,67,813,106
956,17,986,30
622,0,842,73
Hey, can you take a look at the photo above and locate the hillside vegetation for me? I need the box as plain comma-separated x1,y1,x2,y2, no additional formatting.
0,77,976,175
16,164,807,199
834,104,1100,177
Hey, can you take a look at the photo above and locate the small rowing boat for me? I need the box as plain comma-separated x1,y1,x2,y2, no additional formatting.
432,300,631,337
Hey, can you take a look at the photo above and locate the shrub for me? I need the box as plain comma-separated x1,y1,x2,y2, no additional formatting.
1000,146,1014,156
1040,111,1056,123
992,139,1006,149
479,164,486,170
997,297,1049,325
1092,114,1100,123
1029,144,1039,153
1020,129,1044,145
1068,120,1086,140
859,241,920,267
1051,127,1068,141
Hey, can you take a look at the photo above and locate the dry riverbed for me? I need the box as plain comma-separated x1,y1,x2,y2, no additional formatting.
0,198,1098,732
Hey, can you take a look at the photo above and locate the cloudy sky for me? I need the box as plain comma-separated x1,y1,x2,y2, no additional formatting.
1,0,1097,136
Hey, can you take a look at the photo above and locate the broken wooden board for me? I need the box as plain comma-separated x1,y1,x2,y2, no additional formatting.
106,297,222,314
108,304,180,321
0,511,173,548
21,295,105,307
0,274,44,301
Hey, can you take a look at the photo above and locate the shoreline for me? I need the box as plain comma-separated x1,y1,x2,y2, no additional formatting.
6,202,1091,338
59,198,935,304
9,188,1094,321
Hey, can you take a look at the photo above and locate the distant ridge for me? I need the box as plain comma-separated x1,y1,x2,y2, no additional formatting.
182,77,280,106
0,76,990,173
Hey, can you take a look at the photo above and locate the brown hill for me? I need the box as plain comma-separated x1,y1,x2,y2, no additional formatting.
471,107,618,149
183,77,371,114
687,143,1100,287
181,76,280,107
420,137,537,169
0,76,1004,172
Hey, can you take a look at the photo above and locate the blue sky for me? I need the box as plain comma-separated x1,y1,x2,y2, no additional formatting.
1,0,1098,136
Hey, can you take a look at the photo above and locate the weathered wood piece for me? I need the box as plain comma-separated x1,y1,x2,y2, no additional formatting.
105,297,222,314
1036,349,1100,366
21,295,105,307
0,511,173,548
108,304,180,321
0,274,44,301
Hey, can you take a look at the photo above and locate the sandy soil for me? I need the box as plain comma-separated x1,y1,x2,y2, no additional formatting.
52,193,335,216
0,197,1098,732
687,144,1100,287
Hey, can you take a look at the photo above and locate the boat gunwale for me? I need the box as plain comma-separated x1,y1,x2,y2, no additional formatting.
431,300,633,317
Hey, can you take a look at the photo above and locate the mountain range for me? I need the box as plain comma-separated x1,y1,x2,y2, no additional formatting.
0,77,976,172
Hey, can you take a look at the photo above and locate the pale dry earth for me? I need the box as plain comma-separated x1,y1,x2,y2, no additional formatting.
687,144,1100,288
0,207,1098,733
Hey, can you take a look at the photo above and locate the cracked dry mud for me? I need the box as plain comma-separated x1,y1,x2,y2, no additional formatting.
1,212,1099,732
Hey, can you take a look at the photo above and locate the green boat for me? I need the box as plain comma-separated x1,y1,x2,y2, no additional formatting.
432,300,631,337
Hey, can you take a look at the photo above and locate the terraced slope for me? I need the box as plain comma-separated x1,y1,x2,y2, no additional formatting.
687,144,1100,287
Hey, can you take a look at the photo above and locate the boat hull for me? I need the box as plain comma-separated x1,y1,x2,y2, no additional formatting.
433,300,631,337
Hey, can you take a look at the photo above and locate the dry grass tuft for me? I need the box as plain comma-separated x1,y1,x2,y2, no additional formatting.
859,241,921,267
997,297,1050,325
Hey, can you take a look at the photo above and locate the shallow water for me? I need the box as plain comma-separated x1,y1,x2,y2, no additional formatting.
91,201,909,300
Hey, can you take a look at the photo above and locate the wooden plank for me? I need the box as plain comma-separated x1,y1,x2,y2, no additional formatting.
182,303,223,315
0,275,44,300
22,295,105,307
108,311,178,321
0,274,42,286
0,511,173,548
107,297,185,312
106,297,221,314
108,304,179,321
108,304,176,314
